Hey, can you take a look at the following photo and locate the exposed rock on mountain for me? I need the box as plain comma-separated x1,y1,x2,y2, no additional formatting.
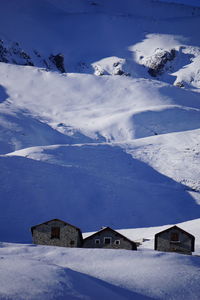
0,39,66,73
146,48,176,77
49,53,66,73
0,40,33,66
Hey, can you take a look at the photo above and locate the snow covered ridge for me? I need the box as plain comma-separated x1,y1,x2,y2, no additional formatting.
1,0,200,88
2,36,200,89
1,63,200,145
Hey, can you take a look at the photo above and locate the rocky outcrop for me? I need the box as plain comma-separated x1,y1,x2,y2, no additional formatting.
0,39,66,73
49,53,65,73
141,48,176,77
0,40,34,66
112,61,130,76
175,81,184,88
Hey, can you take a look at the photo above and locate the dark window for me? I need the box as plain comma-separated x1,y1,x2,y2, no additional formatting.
171,232,179,242
114,240,120,245
51,227,60,239
104,237,111,244
70,240,75,246
95,239,100,244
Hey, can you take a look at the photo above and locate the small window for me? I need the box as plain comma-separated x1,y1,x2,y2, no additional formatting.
51,227,60,239
171,232,179,242
104,237,112,245
70,240,75,246
114,240,120,245
95,239,100,245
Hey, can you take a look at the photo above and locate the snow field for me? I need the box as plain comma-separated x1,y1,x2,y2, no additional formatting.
0,0,200,298
0,229,200,300
0,63,200,148
0,1,200,243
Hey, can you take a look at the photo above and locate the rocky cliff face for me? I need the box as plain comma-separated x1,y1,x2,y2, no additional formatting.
0,39,65,73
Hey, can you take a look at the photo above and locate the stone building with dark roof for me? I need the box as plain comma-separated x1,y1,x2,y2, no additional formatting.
154,225,195,255
83,227,137,250
31,219,83,248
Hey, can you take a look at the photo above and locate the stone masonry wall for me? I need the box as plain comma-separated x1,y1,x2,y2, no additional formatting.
156,229,193,254
32,220,82,247
83,228,136,250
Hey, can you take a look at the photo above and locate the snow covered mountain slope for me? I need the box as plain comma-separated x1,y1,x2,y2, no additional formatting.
1,0,200,86
125,129,200,192
0,0,200,243
0,62,200,241
1,142,199,242
1,63,200,147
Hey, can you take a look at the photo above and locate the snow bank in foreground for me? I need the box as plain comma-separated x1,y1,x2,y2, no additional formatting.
0,242,200,299
0,255,138,300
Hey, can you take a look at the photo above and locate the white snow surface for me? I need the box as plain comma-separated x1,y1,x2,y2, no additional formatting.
0,0,200,298
0,0,200,242
0,218,200,300
0,63,200,241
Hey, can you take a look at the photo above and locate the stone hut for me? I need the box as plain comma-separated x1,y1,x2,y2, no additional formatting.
154,225,195,255
31,219,83,248
83,227,137,250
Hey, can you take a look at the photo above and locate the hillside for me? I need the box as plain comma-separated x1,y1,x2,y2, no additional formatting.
0,0,200,243
1,0,200,299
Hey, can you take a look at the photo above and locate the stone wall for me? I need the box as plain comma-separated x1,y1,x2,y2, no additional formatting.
156,229,193,254
32,220,82,247
83,228,136,250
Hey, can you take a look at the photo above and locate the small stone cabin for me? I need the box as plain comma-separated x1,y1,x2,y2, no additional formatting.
154,225,195,255
31,219,83,248
83,227,137,250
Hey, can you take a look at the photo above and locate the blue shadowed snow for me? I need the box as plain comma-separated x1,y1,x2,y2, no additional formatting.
0,0,200,244
158,0,200,8
0,86,8,104
0,144,199,242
